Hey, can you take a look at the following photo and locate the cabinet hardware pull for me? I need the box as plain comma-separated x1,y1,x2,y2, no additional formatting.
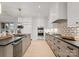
67,46,73,50
57,46,60,49
57,41,60,42
54,43,55,45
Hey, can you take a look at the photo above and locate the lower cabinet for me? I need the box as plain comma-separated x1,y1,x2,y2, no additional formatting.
46,34,79,57
0,44,13,57
0,34,31,57
22,34,31,56
65,43,79,57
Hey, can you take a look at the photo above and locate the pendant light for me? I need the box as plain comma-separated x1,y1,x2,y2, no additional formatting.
18,8,22,24
17,8,24,34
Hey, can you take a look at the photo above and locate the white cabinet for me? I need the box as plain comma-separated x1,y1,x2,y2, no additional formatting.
57,2,67,19
49,2,67,23
67,2,79,27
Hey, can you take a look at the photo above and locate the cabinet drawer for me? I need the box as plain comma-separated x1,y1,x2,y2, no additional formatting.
60,41,79,57
53,39,79,57
66,44,79,57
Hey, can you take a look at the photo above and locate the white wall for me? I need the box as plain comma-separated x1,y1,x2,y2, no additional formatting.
20,18,32,34
32,17,48,40
17,17,32,39
47,19,53,29
0,15,17,22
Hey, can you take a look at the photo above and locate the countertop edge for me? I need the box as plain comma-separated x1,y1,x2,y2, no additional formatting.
47,34,79,48
0,37,23,46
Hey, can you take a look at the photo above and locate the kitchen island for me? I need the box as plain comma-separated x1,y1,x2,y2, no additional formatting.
45,33,79,57
0,34,31,57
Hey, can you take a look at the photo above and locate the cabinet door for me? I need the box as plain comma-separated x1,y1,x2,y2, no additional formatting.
4,44,13,57
66,44,79,57
22,35,31,55
22,37,26,55
22,36,30,55
58,2,67,19
0,44,13,57
49,2,67,24
67,2,79,27
59,40,79,57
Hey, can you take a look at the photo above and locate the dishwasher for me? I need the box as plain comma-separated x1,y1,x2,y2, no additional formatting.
12,39,22,57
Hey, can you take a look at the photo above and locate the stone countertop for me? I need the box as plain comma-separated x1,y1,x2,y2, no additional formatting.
53,35,79,48
61,39,79,48
46,33,79,48
0,36,23,46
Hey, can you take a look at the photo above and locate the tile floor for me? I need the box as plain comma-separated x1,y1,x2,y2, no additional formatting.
23,40,55,57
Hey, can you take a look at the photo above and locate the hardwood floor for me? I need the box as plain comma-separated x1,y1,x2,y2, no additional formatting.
23,40,55,57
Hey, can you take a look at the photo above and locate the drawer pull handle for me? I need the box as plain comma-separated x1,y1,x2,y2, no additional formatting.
67,46,73,50
57,47,60,49
54,43,55,45
57,41,60,43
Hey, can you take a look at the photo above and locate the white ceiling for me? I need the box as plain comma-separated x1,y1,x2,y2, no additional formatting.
1,2,55,18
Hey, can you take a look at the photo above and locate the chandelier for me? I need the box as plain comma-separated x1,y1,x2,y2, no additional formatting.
17,8,22,24
17,8,24,33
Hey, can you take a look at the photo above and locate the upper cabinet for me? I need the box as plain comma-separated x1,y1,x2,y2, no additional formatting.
0,15,17,22
49,2,67,22
67,2,79,27
57,2,67,19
